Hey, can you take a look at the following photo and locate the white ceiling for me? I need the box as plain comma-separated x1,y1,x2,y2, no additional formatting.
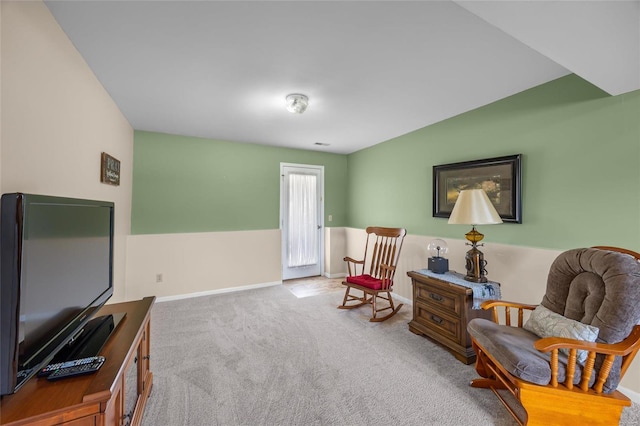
44,1,639,155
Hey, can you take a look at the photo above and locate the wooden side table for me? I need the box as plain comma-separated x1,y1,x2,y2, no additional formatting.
407,270,498,364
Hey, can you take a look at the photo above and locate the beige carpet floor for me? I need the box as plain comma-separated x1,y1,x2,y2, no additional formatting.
141,285,640,425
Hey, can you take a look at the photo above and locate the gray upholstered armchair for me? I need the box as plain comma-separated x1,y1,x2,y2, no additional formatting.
467,246,640,425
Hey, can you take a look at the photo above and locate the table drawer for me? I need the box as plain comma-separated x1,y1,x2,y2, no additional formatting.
415,302,461,345
415,283,462,317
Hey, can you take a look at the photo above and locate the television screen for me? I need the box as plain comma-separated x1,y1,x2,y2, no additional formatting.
0,193,114,395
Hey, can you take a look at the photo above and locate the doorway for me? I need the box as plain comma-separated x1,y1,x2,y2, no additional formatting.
280,163,324,280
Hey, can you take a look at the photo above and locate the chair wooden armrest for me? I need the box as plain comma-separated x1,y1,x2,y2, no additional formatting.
535,326,640,356
532,325,640,392
479,300,538,327
343,256,364,276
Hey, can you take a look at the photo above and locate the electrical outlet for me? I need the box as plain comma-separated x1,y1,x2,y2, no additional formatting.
328,215,333,222
156,273,163,283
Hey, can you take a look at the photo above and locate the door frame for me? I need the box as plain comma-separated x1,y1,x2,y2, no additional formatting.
280,162,325,280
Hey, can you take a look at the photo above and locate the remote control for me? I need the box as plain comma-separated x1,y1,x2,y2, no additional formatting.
38,356,105,378
46,356,105,381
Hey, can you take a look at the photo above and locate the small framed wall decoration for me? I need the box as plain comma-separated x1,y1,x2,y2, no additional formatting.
433,154,522,223
100,152,120,186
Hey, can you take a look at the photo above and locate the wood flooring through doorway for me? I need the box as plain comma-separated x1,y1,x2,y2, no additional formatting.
282,276,344,298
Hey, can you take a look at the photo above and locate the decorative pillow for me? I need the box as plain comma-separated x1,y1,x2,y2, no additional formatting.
523,305,599,364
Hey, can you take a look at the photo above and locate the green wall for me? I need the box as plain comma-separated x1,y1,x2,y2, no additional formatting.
347,75,640,251
132,75,639,251
131,132,348,234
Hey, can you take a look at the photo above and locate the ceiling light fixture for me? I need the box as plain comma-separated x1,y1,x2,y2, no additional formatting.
286,94,309,114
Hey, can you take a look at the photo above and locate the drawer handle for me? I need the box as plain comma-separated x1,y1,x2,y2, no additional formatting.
430,315,444,325
429,293,444,302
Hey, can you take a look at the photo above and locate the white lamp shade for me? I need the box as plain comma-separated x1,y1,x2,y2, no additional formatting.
447,189,503,225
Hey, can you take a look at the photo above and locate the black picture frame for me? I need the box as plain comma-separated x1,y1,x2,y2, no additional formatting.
433,154,522,223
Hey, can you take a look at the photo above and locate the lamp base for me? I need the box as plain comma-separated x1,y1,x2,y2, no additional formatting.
464,245,488,283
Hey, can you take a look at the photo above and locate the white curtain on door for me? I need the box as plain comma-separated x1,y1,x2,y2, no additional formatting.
288,173,318,267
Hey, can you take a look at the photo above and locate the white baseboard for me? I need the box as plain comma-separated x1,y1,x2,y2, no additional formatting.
619,385,640,404
394,293,412,306
156,281,282,303
324,272,347,279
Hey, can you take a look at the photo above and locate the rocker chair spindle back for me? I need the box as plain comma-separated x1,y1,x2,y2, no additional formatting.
369,232,401,288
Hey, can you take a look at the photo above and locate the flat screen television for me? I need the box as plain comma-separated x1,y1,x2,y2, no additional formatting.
0,193,115,396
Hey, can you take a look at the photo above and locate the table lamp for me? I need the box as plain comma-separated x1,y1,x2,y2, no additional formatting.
447,189,502,282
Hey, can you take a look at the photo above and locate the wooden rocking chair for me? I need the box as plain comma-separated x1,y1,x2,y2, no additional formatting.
337,226,406,322
467,246,640,425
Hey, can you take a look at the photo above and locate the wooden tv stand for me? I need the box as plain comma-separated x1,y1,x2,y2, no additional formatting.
0,297,155,426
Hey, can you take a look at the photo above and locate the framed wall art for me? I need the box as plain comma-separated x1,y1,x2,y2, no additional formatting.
100,152,121,186
433,154,522,223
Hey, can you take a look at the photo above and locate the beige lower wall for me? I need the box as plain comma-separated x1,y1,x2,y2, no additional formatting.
126,225,575,317
125,229,282,301
324,227,347,278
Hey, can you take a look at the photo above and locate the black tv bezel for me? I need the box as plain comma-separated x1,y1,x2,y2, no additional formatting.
0,193,114,396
